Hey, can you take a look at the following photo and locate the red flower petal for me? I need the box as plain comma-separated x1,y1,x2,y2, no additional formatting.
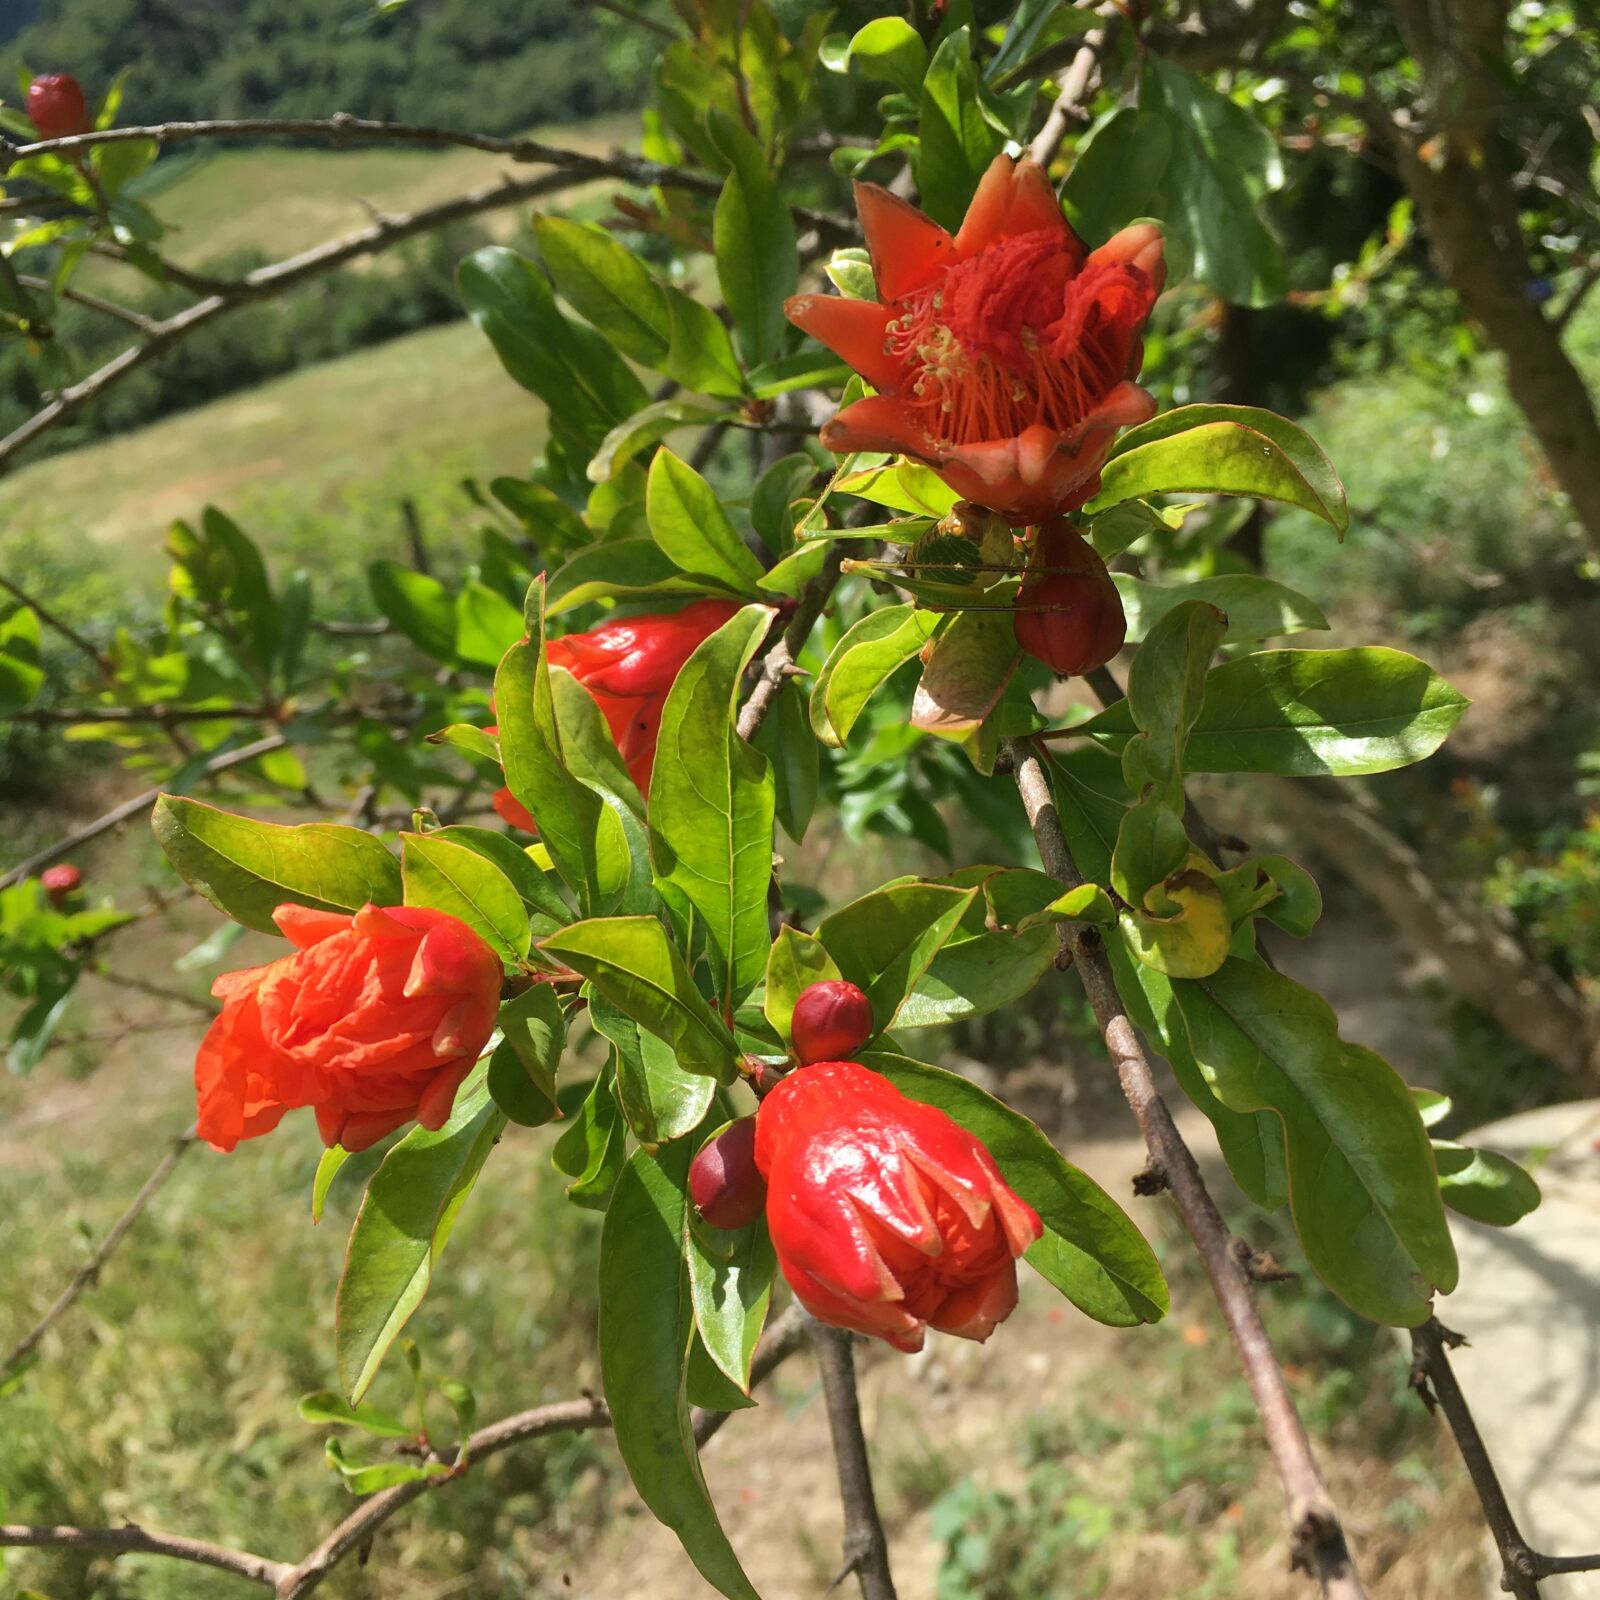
784,293,901,390
855,180,957,301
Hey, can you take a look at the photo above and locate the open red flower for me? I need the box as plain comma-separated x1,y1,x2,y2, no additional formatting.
787,154,1164,524
194,903,501,1154
492,598,740,831
754,1061,1042,1352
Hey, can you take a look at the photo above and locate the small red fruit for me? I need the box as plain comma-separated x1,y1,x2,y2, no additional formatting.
1012,517,1126,677
790,980,874,1065
26,73,91,140
40,863,82,904
689,1118,767,1230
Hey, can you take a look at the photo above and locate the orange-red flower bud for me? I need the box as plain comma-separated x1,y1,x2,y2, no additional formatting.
26,73,91,139
40,863,83,904
755,1061,1042,1352
1012,518,1126,676
786,154,1163,524
194,903,502,1154
790,980,874,1064
689,1118,767,1230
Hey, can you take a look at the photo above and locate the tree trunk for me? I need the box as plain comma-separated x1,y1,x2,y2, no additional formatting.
1382,0,1600,558
1265,774,1600,1086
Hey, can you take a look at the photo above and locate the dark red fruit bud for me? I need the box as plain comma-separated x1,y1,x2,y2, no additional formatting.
40,863,82,904
26,74,91,140
790,980,874,1065
1012,517,1126,677
689,1118,766,1230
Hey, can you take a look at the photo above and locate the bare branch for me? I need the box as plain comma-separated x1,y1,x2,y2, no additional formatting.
0,1522,288,1588
737,544,845,743
809,1321,897,1600
1553,257,1600,335
0,732,288,891
0,1125,198,1384
15,272,160,333
13,703,277,726
575,0,681,40
0,570,107,673
1005,735,1367,1599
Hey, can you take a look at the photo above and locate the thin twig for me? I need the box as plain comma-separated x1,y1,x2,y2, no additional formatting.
15,272,160,333
0,570,107,673
809,1321,897,1600
0,1125,199,1383
575,0,680,39
736,545,845,743
1552,258,1600,335
13,703,276,726
0,732,288,890
0,1523,288,1588
1005,736,1366,1599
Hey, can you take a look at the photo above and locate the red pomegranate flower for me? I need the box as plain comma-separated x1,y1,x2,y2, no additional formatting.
492,598,740,831
786,154,1164,524
194,903,502,1154
755,1060,1042,1352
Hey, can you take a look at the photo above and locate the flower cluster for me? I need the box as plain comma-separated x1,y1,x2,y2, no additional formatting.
492,598,740,832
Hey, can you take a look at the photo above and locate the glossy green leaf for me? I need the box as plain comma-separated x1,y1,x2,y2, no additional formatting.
917,28,1003,230
489,983,565,1126
0,605,44,714
647,450,767,592
910,606,1023,755
1122,600,1228,806
817,882,977,1032
1078,648,1469,777
453,581,526,672
1113,574,1329,646
843,16,928,93
401,832,530,966
710,111,798,367
546,540,740,615
1088,497,1196,560
1173,961,1457,1325
651,606,777,1008
297,1391,413,1440
552,1070,627,1209
368,560,456,662
753,679,819,844
323,1436,444,1494
763,925,843,1045
533,215,671,366
600,1144,760,1600
1062,107,1172,244
541,916,739,1081
661,282,748,399
810,605,941,747
688,1207,776,1393
592,994,716,1148
152,797,401,935
1096,405,1347,534
336,1077,505,1402
1433,1142,1541,1227
589,401,736,484
428,826,571,928
311,1145,351,1224
866,1053,1167,1325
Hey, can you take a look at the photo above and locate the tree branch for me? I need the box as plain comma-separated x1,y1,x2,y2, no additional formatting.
0,1125,198,1384
15,272,160,333
1005,735,1367,1599
736,545,845,743
0,1522,289,1588
0,732,288,891
0,570,107,673
809,1321,897,1600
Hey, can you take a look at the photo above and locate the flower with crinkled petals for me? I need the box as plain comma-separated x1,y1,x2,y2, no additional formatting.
786,154,1164,524
194,903,502,1154
754,1060,1042,1352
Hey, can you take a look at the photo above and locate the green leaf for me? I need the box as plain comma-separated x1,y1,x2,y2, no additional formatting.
428,826,572,928
601,1144,760,1600
753,679,819,844
688,1207,776,1393
1076,648,1470,777
489,983,565,1126
917,28,1003,230
453,581,525,672
650,605,777,1008
647,450,768,592
1412,1089,1452,1129
152,797,402,935
401,833,530,966
533,215,671,366
1433,1142,1541,1227
1140,56,1286,306
592,994,716,1148
810,604,940,747
552,1070,627,1209
312,1145,351,1224
297,1390,413,1440
1113,574,1329,646
546,540,740,614
843,16,928,94
1122,600,1228,806
866,1053,1167,1325
1062,108,1172,244
589,401,736,484
457,245,649,454
0,605,44,714
1095,405,1347,535
910,607,1023,748
368,560,456,662
1173,960,1457,1325
541,916,739,1081
323,1435,444,1495
763,925,843,1045
751,452,820,555
817,882,978,1032
837,461,960,517
336,1077,505,1402
709,111,798,368
661,283,748,400
1110,799,1191,907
